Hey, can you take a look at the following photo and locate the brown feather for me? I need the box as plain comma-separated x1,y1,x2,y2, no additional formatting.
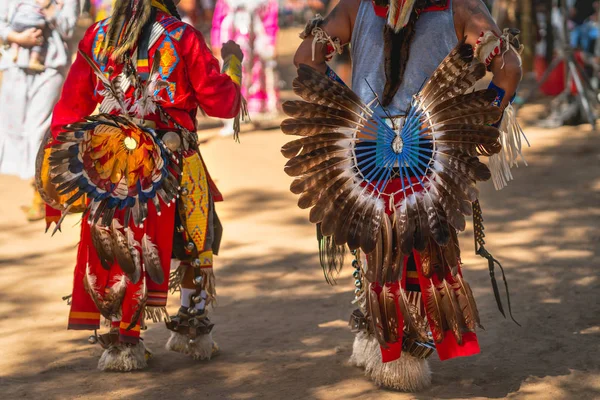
424,195,451,247
380,215,394,283
390,227,405,282
432,106,502,127
142,234,164,285
367,285,388,347
111,221,136,275
419,242,433,279
281,117,357,137
309,175,355,224
84,268,127,319
365,228,383,284
282,100,363,123
346,195,381,251
429,89,498,118
126,229,142,284
426,281,446,343
296,169,349,209
413,198,429,252
359,201,385,254
126,277,148,331
396,198,416,254
441,280,465,345
380,284,400,343
436,151,491,182
333,190,368,246
456,274,484,330
419,39,474,104
441,229,461,276
294,64,366,113
91,225,114,270
398,287,429,342
320,184,361,236
281,133,350,159
284,146,349,177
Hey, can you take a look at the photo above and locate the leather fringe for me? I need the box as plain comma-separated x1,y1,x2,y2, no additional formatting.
144,306,170,323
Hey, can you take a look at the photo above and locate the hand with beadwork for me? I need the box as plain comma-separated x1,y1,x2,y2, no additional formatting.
220,40,244,63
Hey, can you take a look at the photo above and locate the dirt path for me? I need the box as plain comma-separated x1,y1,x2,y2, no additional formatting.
1,24,600,400
0,102,599,399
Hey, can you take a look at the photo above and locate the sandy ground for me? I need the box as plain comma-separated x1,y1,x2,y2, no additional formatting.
1,27,600,400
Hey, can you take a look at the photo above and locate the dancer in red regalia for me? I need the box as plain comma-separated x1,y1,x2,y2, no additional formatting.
37,0,246,371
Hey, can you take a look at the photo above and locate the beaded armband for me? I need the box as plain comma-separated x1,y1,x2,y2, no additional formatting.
222,55,242,86
299,14,344,62
325,65,347,86
475,28,524,69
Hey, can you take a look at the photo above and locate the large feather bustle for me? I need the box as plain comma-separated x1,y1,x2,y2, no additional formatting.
282,41,503,257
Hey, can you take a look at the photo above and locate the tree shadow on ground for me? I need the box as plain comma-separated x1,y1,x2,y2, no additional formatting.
1,122,600,399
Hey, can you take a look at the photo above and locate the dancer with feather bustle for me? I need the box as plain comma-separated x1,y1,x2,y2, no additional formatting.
289,0,525,391
37,0,246,371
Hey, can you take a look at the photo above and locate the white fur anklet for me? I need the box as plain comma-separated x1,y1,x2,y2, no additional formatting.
166,331,219,360
349,331,379,368
349,332,432,392
98,341,149,372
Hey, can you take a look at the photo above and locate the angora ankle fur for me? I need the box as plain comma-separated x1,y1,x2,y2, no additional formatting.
349,332,432,392
165,331,217,360
98,341,148,372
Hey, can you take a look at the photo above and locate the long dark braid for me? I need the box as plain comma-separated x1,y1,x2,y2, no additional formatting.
382,11,419,106
161,0,182,20
381,0,448,106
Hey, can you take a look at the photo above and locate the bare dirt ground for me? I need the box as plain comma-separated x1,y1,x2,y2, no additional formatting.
1,28,600,400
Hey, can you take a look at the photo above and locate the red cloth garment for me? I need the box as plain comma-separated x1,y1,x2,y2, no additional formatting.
371,176,480,362
55,11,241,341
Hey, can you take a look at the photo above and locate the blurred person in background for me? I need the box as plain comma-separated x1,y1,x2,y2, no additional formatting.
90,0,114,21
0,0,79,221
569,0,598,52
212,0,280,134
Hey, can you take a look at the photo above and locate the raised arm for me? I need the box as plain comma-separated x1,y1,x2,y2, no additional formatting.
293,0,359,73
455,0,523,109
182,29,241,119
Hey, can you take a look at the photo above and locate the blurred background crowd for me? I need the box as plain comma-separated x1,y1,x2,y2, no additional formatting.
0,0,599,219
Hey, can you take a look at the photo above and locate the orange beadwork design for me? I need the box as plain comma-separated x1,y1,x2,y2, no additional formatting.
89,124,159,188
159,40,178,78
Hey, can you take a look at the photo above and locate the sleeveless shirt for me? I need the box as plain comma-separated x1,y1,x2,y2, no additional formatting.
351,0,458,116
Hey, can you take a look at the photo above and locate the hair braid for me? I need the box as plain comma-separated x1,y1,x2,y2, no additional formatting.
161,0,182,20
381,0,447,106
